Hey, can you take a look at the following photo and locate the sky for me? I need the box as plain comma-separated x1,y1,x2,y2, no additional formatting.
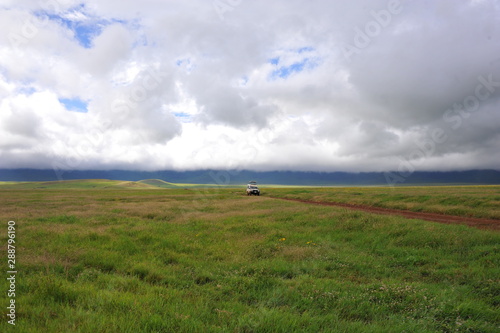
0,0,499,173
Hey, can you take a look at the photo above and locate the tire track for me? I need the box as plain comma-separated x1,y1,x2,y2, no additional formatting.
268,197,500,231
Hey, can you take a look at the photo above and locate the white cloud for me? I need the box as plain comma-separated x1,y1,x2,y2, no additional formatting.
81,23,133,75
0,0,499,172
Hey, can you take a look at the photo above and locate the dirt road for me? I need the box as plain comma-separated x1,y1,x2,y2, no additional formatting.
270,197,500,231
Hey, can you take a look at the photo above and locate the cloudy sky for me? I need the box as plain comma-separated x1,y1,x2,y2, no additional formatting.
0,0,499,172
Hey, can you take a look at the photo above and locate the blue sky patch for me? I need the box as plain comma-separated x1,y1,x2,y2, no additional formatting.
269,57,280,65
297,46,314,53
269,57,319,80
173,112,192,123
18,86,36,96
71,23,101,48
37,4,121,48
59,98,88,113
175,57,195,74
268,46,318,79
176,58,191,67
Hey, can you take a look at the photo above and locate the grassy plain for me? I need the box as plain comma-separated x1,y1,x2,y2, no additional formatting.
0,184,498,332
267,186,500,220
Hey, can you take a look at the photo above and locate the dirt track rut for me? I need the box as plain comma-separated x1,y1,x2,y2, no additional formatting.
270,197,500,231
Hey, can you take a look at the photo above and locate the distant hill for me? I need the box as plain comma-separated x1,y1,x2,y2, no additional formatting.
0,179,159,190
137,179,180,188
0,169,499,186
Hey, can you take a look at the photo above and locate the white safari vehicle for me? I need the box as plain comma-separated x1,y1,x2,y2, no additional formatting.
246,181,260,196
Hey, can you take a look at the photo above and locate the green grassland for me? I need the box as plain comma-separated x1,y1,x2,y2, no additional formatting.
266,186,500,220
0,185,499,332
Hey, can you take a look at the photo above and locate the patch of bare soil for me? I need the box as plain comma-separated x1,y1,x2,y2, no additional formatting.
270,197,500,231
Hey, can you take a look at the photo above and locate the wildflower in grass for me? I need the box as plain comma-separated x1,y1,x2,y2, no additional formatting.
279,238,286,241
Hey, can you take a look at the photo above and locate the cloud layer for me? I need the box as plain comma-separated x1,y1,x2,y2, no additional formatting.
1,0,499,172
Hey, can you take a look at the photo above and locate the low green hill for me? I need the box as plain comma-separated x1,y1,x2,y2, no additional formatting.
137,179,181,188
0,179,158,190
138,179,236,188
0,179,247,190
